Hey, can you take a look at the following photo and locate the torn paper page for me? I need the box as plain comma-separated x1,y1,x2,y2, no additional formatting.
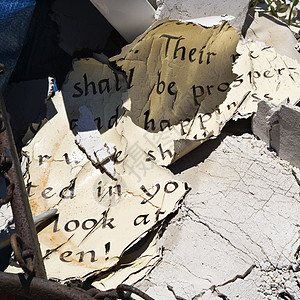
231,42,300,118
115,20,240,132
91,230,160,290
244,11,300,62
62,19,300,167
62,59,128,135
8,92,188,285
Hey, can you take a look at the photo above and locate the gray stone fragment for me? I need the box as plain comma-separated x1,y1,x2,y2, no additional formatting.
272,104,300,168
252,100,277,144
252,100,300,169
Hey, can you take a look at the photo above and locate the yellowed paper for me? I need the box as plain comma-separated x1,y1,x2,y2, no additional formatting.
62,20,300,167
116,20,239,131
232,41,300,116
114,20,300,164
16,92,188,283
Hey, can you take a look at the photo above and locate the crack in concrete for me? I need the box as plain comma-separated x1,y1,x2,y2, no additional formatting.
167,285,188,300
213,264,256,288
184,205,254,262
218,216,274,265
291,168,300,186
213,288,230,300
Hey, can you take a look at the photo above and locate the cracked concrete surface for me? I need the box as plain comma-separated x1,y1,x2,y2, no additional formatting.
155,0,249,31
137,133,300,299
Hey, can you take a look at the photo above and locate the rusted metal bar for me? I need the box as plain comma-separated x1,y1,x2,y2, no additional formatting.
0,91,46,278
91,284,154,299
0,154,14,204
0,272,94,300
10,233,34,275
117,284,154,300
89,288,131,299
0,271,156,300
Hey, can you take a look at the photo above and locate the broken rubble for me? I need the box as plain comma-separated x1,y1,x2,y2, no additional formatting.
136,133,300,300
3,10,300,297
252,99,280,145
271,104,300,169
155,0,249,31
253,100,300,169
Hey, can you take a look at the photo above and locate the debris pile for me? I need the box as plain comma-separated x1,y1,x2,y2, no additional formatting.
0,1,299,299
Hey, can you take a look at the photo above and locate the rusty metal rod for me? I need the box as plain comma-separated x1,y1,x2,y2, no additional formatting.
0,92,46,278
0,271,94,300
117,284,154,300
